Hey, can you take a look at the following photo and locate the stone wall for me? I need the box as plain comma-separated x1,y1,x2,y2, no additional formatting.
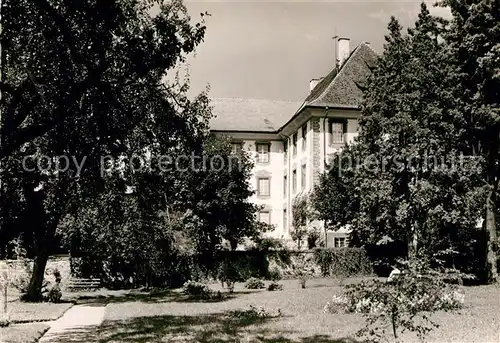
0,256,71,287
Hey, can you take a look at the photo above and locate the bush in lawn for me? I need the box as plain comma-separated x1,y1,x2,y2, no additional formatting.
244,277,265,289
0,317,9,327
267,281,283,291
9,267,31,294
294,264,309,289
227,305,281,322
8,236,32,294
343,259,464,342
313,247,372,284
182,281,213,299
324,294,350,314
41,269,63,303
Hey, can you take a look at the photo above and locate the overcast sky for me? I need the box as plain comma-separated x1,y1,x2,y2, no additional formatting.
178,1,450,101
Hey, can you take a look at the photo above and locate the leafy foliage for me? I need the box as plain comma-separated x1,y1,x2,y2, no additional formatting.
226,305,281,322
291,194,310,249
267,281,283,291
311,2,498,282
1,0,210,300
306,227,323,249
313,248,373,283
344,259,464,342
437,0,500,283
181,281,223,300
244,277,265,289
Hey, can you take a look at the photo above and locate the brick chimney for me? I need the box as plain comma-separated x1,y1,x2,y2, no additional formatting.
337,37,350,66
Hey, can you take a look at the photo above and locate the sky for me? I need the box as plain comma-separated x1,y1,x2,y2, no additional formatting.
176,0,451,101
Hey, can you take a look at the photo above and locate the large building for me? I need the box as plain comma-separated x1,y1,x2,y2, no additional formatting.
210,38,377,247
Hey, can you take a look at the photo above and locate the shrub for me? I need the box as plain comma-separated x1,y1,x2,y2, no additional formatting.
10,268,31,294
313,247,372,283
244,277,265,289
324,294,350,314
181,280,224,301
217,258,241,293
182,281,213,299
45,283,62,303
227,305,281,321
8,238,32,294
0,315,10,328
343,259,464,342
307,227,322,249
267,281,283,291
41,268,63,303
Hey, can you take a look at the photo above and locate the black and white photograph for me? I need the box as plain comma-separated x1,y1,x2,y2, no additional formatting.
0,0,499,342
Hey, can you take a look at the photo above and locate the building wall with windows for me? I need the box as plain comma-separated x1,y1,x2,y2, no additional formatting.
224,136,287,239
209,40,378,245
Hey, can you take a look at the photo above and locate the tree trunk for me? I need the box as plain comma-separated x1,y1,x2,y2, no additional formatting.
23,247,49,302
324,221,328,248
485,188,498,284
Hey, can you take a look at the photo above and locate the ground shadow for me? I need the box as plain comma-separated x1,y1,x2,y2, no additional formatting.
97,313,364,343
73,289,256,305
260,336,365,343
37,311,366,343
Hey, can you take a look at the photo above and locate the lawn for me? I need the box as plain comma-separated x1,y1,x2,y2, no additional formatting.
0,323,50,343
0,287,73,343
1,278,498,343
2,287,74,323
85,278,499,342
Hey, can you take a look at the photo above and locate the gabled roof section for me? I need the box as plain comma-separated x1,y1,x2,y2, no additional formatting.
304,42,378,109
209,98,302,132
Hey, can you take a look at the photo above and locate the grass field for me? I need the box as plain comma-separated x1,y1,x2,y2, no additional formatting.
0,323,50,343
94,278,500,342
0,287,72,343
1,278,498,343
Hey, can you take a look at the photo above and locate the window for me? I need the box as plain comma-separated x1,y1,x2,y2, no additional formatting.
302,125,307,151
259,211,271,225
257,177,270,196
292,133,297,156
256,143,270,163
334,237,347,248
301,164,306,189
283,175,287,197
231,142,242,154
330,121,344,144
283,209,287,232
292,169,297,193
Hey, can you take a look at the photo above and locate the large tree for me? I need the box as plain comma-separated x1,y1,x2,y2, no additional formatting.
439,0,500,282
61,134,270,286
312,4,489,279
182,136,270,266
1,0,209,300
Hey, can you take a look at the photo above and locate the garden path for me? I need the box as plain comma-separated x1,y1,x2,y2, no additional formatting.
38,304,105,342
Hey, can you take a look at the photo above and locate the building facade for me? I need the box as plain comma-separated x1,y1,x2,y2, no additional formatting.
210,38,377,247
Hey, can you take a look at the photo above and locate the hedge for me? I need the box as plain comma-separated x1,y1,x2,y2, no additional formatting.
312,247,373,277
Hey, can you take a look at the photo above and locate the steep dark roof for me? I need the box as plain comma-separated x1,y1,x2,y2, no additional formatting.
209,98,302,132
209,42,378,133
305,42,378,109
